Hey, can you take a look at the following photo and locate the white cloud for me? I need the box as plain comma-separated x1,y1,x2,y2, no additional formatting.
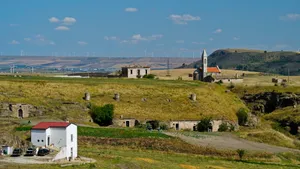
125,8,138,12
192,42,206,45
49,41,56,45
62,17,76,25
233,37,240,40
209,38,214,41
55,26,70,31
213,29,222,34
24,38,31,41
280,13,300,21
132,34,147,41
176,40,184,43
9,24,19,27
104,36,118,40
78,41,88,45
180,48,188,51
168,14,200,24
9,40,20,45
120,40,129,44
149,34,163,40
49,17,60,23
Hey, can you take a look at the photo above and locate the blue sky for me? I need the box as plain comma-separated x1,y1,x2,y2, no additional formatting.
0,0,300,57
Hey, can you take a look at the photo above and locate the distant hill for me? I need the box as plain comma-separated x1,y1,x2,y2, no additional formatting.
180,49,300,75
0,56,198,72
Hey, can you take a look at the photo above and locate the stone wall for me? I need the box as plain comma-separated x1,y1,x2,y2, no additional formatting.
113,119,137,127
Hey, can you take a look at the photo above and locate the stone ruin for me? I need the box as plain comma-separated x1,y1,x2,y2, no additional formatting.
0,103,41,118
83,92,90,101
114,93,120,101
190,94,197,101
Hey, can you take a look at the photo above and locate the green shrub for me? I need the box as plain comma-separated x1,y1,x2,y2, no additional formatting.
236,108,248,126
90,104,114,126
197,117,212,132
159,123,169,130
236,149,246,160
218,122,228,132
147,120,160,129
143,74,156,79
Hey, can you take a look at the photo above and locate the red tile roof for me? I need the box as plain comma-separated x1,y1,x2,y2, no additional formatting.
32,122,70,130
199,67,221,73
207,67,221,73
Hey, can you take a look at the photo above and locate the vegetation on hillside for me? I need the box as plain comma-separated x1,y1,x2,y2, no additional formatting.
0,76,246,122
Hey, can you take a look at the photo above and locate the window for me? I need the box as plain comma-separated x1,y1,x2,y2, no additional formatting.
145,69,148,75
37,139,40,142
41,140,44,142
71,134,73,142
130,70,133,74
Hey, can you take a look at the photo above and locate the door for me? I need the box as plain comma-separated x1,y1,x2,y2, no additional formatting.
175,123,179,130
18,109,23,118
47,136,50,146
125,121,130,127
70,147,73,159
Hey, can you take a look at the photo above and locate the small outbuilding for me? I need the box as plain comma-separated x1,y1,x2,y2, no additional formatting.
1,145,13,155
31,122,77,160
121,65,151,78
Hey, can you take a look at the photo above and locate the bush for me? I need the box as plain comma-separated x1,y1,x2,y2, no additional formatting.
236,108,248,126
197,117,212,132
236,149,246,160
177,76,183,80
218,122,228,132
90,104,114,126
228,82,235,89
159,123,169,130
143,74,156,79
147,120,160,129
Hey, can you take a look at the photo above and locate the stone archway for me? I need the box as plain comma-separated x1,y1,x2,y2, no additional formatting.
18,109,23,118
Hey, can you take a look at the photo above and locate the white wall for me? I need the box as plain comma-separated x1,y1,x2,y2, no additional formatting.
31,129,49,147
127,68,150,78
50,128,67,148
170,121,199,131
66,124,77,159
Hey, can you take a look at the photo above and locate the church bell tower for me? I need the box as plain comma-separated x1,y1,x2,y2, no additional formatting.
201,49,208,80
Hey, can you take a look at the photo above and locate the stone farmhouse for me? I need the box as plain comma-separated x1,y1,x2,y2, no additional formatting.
31,122,77,160
121,65,151,78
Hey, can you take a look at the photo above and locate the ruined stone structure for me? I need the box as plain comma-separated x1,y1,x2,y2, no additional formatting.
190,94,197,101
169,120,234,132
84,92,90,101
0,103,37,118
114,93,120,101
121,65,151,78
113,118,137,127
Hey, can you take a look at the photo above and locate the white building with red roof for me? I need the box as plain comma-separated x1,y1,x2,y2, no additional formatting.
31,122,77,160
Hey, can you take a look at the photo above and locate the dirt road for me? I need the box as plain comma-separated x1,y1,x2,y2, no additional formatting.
165,132,300,153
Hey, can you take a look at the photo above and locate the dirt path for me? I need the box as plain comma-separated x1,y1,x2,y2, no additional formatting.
165,132,300,153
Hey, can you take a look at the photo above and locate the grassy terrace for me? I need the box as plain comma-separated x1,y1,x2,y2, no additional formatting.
78,126,171,138
0,75,246,122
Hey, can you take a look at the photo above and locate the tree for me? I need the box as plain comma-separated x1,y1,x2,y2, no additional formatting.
218,122,228,132
236,108,248,126
90,104,114,126
197,117,212,132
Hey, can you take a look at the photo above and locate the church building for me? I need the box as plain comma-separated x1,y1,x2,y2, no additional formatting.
193,49,221,81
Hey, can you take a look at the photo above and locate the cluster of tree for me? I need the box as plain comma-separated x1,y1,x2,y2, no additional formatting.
90,104,114,126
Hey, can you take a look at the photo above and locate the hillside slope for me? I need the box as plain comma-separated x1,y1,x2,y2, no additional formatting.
0,76,246,122
181,49,300,75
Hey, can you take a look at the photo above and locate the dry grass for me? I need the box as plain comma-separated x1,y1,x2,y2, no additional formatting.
0,77,246,122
